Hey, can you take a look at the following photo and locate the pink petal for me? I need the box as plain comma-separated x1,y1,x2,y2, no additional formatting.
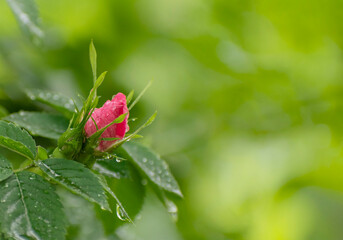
84,92,129,151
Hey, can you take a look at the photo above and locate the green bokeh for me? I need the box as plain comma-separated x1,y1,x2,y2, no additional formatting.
1,0,343,239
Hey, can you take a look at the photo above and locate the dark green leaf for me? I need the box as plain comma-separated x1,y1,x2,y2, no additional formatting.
95,167,145,234
26,89,75,118
0,172,66,240
0,120,36,159
4,111,69,140
97,175,133,223
6,0,43,45
93,158,130,179
120,142,182,197
37,158,110,211
58,189,106,240
0,155,12,182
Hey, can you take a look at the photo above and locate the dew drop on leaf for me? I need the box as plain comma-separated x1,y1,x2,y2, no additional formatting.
166,199,178,221
116,204,129,222
141,179,148,185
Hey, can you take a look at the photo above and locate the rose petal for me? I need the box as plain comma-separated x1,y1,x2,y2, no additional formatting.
84,92,129,151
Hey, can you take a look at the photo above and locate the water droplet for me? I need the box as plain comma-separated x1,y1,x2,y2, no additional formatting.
64,103,71,109
166,199,178,221
142,158,147,163
141,179,148,185
116,158,122,163
116,204,129,221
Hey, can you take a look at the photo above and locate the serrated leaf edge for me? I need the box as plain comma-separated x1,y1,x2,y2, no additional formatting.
37,160,111,211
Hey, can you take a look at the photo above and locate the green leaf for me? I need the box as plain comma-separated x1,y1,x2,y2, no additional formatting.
95,166,145,234
0,154,12,182
97,175,133,223
93,158,130,179
126,90,134,105
128,81,152,111
36,158,110,211
0,172,66,240
73,71,106,128
0,105,9,118
94,71,107,90
37,146,48,160
0,120,36,159
89,40,97,83
107,111,156,150
4,111,69,140
120,142,182,197
26,89,75,118
58,189,107,240
6,0,44,45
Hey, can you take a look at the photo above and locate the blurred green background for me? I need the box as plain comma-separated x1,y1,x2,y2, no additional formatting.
1,0,343,239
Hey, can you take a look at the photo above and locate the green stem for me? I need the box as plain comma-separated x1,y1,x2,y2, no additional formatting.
13,163,35,173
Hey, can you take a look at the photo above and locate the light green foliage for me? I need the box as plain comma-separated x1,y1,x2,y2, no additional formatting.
0,105,9,118
4,111,69,140
37,158,110,211
5,0,343,238
128,81,152,111
126,90,134,105
120,142,182,197
0,154,12,182
37,146,48,160
0,121,36,159
89,40,97,82
0,172,66,240
26,89,75,118
5,0,43,45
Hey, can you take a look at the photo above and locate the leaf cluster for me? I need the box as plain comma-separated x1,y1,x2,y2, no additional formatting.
0,42,182,239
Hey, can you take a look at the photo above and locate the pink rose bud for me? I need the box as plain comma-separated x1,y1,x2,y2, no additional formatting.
84,93,129,151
